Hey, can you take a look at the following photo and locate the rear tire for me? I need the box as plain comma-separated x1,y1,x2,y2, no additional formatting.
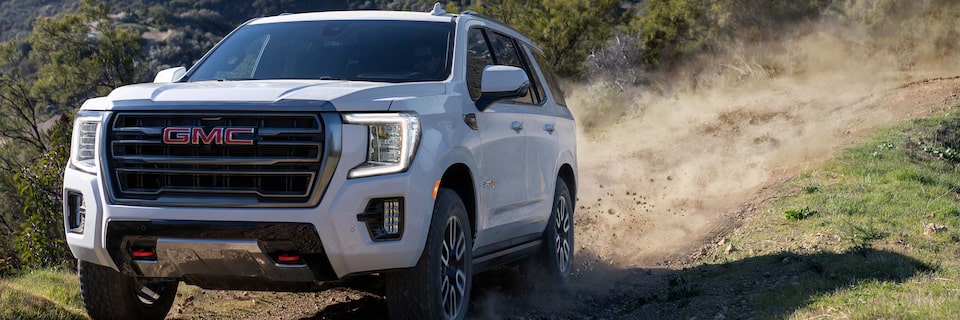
522,178,574,286
78,261,178,320
386,188,473,320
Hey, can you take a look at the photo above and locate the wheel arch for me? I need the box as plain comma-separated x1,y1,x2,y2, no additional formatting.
439,163,477,238
558,163,576,207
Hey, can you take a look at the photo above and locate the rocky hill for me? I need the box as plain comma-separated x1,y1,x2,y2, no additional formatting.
0,0,456,70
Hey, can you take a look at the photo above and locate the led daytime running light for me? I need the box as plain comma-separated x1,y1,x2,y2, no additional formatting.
70,111,104,174
344,113,420,178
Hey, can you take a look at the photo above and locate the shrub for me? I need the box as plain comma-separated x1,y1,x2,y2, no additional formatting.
785,207,818,221
12,147,70,269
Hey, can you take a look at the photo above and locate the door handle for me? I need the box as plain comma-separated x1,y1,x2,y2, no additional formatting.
511,121,524,132
544,124,555,134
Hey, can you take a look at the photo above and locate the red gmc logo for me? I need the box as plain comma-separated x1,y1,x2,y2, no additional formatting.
162,127,255,145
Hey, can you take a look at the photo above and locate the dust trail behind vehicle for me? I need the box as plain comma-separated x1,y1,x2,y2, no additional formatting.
168,2,960,319
566,1,960,277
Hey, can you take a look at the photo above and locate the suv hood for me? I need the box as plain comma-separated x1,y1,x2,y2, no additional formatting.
97,80,446,111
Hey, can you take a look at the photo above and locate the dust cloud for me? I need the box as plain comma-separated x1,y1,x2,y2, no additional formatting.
172,3,960,319
567,3,960,276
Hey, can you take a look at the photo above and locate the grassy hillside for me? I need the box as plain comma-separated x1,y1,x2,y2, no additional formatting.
763,111,960,318
0,0,76,41
3,1,960,318
612,107,960,318
0,269,85,319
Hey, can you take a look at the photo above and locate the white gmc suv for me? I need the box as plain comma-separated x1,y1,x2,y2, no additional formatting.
63,4,576,319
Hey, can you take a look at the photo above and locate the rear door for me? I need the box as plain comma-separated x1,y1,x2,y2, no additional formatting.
485,32,558,233
513,42,559,227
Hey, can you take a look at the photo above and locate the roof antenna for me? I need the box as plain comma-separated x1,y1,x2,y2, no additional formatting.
430,2,446,16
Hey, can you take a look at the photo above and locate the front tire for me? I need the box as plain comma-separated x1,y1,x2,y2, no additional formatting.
522,178,574,285
78,261,178,320
386,188,473,320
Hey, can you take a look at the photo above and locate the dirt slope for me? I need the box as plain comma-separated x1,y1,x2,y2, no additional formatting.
477,71,960,319
168,15,960,316
572,73,960,271
167,67,960,319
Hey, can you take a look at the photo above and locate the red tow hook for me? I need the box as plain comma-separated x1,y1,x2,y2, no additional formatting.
277,253,302,263
132,248,156,259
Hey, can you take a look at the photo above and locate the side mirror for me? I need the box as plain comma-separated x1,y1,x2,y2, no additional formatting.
153,67,187,83
476,65,530,111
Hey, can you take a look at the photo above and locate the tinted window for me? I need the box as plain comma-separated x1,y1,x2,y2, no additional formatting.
489,32,540,104
466,28,494,101
532,50,567,106
488,32,523,69
520,45,546,104
188,20,454,82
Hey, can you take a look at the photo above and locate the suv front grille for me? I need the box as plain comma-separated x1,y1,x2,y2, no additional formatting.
106,113,324,205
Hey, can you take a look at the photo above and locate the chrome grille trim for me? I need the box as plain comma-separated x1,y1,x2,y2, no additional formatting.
110,156,319,165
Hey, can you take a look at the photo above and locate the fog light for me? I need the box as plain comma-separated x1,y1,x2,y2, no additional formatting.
66,191,85,233
383,199,401,235
356,197,404,241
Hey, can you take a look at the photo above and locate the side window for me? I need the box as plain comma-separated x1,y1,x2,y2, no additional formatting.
488,32,535,104
531,50,567,106
488,32,523,69
466,28,494,101
520,45,546,105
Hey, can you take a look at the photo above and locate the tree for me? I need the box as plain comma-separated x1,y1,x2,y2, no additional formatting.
29,0,145,110
626,0,836,72
472,0,625,78
629,0,717,71
12,145,69,268
0,0,146,269
0,43,48,155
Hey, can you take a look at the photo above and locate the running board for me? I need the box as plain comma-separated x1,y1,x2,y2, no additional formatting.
472,239,542,274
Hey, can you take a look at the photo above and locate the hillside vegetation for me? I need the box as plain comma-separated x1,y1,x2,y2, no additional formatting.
615,109,960,318
2,1,960,318
0,269,85,319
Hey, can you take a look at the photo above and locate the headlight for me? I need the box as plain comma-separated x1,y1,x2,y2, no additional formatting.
343,112,420,178
69,111,105,174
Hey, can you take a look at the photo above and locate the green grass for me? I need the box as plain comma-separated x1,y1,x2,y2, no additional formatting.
701,110,960,318
0,269,86,319
624,110,960,318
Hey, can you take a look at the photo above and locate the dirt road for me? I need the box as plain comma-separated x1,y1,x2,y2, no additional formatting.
116,3,960,317
165,67,960,319
481,72,960,319
573,73,960,269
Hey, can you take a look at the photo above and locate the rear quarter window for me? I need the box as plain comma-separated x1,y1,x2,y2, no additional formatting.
532,50,567,106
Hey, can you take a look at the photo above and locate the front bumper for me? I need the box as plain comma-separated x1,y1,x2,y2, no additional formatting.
63,123,436,283
106,220,334,291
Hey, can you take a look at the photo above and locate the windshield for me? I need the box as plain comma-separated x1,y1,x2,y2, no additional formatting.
187,20,454,82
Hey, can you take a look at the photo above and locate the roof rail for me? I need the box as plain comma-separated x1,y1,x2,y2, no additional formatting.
458,10,531,45
430,2,446,16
